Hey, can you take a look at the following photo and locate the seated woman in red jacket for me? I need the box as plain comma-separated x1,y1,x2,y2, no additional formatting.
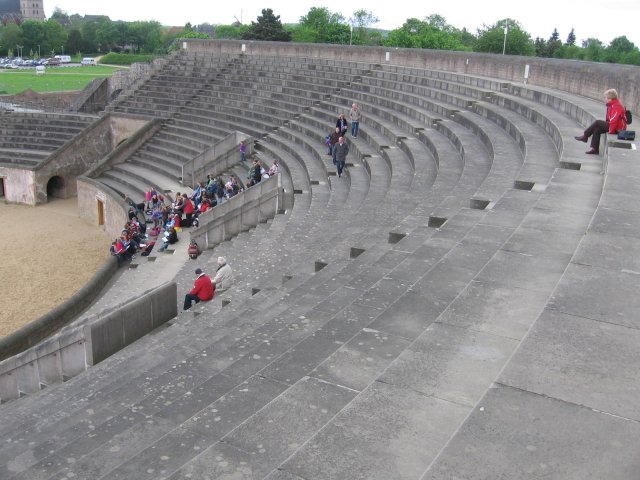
575,88,627,154
183,268,215,310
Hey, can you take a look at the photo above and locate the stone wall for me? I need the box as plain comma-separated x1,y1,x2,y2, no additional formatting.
0,281,177,402
184,39,640,115
0,165,35,204
33,114,150,205
71,78,109,114
77,178,129,239
191,173,284,249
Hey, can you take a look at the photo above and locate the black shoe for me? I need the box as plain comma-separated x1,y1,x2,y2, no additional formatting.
575,135,588,143
585,148,598,155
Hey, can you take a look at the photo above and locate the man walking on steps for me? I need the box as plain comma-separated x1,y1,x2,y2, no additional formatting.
333,136,349,178
183,268,215,310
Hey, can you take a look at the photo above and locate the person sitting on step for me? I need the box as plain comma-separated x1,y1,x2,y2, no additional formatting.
574,88,627,155
184,268,215,310
158,227,178,252
212,256,233,292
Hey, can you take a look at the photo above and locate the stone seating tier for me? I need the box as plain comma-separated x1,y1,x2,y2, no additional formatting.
0,149,48,166
0,51,617,479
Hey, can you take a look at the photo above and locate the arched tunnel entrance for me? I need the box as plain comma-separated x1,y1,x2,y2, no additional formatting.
46,175,67,200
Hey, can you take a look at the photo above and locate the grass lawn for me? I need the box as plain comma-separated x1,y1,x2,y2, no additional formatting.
0,65,127,95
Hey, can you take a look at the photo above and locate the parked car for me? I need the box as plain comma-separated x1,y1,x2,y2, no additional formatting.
44,58,60,66
81,57,96,66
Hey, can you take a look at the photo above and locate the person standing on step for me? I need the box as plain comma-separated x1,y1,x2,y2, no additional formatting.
350,103,361,138
184,268,215,310
574,88,627,155
330,126,341,165
239,141,246,162
183,194,195,227
333,136,349,178
212,256,233,292
336,113,349,136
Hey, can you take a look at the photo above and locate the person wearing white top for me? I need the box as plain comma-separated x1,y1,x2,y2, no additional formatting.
212,256,233,292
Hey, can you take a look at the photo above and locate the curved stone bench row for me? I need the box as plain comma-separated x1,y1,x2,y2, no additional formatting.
0,186,538,478
214,54,524,214
0,180,544,476
0,53,607,479
0,149,48,167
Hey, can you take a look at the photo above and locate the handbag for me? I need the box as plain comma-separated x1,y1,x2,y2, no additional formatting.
617,130,635,141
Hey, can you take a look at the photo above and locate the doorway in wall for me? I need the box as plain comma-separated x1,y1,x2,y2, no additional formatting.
97,199,105,226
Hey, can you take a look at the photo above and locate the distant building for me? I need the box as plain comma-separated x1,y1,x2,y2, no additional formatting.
20,0,45,20
0,0,45,22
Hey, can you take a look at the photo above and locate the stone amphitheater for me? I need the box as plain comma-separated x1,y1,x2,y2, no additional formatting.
0,39,639,479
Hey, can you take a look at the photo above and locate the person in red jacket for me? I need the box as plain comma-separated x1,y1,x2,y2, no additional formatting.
575,88,628,154
183,193,195,227
183,268,215,310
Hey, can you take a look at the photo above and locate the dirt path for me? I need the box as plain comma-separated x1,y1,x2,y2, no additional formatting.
0,198,112,338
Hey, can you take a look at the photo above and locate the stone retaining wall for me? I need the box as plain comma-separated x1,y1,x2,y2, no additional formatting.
0,282,177,402
190,173,284,249
0,256,119,363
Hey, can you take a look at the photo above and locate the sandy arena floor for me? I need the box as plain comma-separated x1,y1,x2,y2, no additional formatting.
0,198,112,338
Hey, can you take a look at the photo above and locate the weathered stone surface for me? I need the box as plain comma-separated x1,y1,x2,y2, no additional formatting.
438,278,549,339
548,263,640,329
281,381,468,480
500,308,640,421
379,322,518,406
424,385,640,480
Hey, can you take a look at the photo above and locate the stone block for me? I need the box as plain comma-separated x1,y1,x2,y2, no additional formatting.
86,311,125,366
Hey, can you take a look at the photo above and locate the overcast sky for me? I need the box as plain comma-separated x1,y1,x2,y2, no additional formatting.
46,0,640,47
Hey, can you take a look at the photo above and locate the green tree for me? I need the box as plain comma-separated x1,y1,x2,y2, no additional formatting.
425,14,454,33
214,24,249,40
66,28,83,54
181,30,210,39
350,9,378,45
114,21,130,50
566,28,576,46
619,50,640,65
81,19,99,52
458,28,477,49
128,21,163,53
241,8,291,42
553,44,583,60
546,28,561,57
1,22,23,57
383,17,469,51
298,7,349,44
290,25,318,43
21,20,46,56
43,19,68,54
475,19,535,56
534,37,547,57
582,37,605,62
96,18,118,51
